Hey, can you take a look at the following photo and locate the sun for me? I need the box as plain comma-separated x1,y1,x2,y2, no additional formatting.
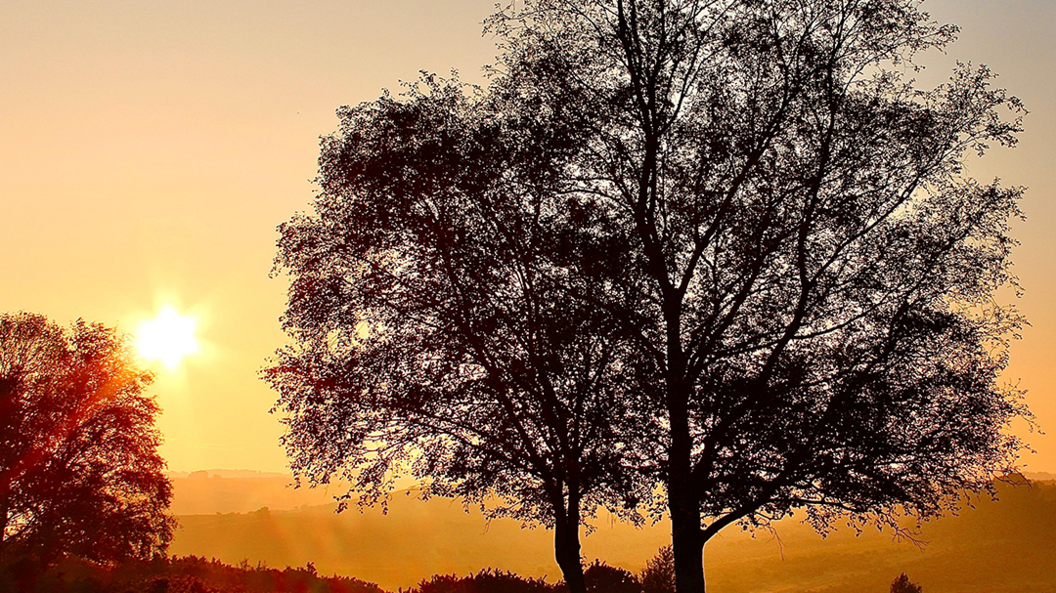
136,306,199,369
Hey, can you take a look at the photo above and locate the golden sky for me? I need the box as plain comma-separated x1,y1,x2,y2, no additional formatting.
1,0,1054,475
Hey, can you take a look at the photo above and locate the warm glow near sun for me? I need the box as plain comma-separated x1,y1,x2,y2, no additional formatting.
137,306,199,369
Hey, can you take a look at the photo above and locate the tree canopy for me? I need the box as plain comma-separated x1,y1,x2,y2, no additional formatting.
269,1,1030,591
267,76,650,592
0,312,174,582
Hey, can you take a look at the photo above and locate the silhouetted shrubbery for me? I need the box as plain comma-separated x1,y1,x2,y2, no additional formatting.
583,561,640,593
1,555,383,593
401,555,664,593
406,568,557,593
0,545,699,593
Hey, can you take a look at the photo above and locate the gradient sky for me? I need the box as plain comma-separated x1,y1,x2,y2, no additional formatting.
2,0,1054,475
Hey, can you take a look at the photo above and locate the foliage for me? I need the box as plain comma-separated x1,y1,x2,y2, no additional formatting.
270,0,1030,591
0,312,175,582
266,70,649,591
6,555,384,593
584,560,640,593
890,573,923,593
409,568,558,593
639,547,674,593
486,0,1030,589
406,563,646,593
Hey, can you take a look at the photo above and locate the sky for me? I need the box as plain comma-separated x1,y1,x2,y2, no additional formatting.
1,0,1055,475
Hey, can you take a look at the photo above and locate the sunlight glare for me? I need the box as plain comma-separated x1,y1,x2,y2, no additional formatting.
137,306,199,369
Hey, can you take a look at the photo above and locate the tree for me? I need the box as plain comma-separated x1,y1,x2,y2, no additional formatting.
890,573,923,593
266,77,650,593
487,0,1029,591
639,546,675,593
271,0,1030,591
0,312,175,580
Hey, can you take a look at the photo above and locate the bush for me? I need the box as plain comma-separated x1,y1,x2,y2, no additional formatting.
411,568,557,593
584,561,640,593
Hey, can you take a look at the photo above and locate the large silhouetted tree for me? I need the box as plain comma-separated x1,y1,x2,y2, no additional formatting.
0,312,174,582
271,1,1030,591
488,1,1028,591
266,78,650,593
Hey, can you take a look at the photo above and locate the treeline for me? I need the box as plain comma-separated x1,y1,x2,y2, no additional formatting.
2,549,675,593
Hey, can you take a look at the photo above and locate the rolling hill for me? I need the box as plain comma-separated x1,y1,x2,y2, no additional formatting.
167,472,1056,593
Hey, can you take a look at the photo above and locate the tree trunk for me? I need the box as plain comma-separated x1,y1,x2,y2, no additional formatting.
554,512,586,593
663,291,705,593
0,488,9,564
670,498,705,593
668,404,705,593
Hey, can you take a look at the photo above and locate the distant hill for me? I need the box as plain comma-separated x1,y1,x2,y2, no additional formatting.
1024,471,1056,482
168,474,1056,593
167,469,339,515
169,469,291,480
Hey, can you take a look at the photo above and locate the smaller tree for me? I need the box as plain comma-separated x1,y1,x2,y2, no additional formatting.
266,76,650,593
0,312,175,580
638,547,674,593
891,573,923,593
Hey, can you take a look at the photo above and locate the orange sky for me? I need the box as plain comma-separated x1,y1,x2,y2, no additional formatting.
1,0,1054,475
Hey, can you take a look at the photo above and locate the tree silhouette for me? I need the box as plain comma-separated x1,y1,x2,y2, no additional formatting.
486,0,1029,590
639,546,675,593
890,573,923,593
266,78,649,592
270,1,1030,591
0,312,174,583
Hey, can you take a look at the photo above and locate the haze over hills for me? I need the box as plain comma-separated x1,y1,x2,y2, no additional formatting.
167,470,336,515
166,472,1056,593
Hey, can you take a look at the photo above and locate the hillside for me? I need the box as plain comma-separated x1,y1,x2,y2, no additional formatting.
168,473,1056,593
168,470,339,515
